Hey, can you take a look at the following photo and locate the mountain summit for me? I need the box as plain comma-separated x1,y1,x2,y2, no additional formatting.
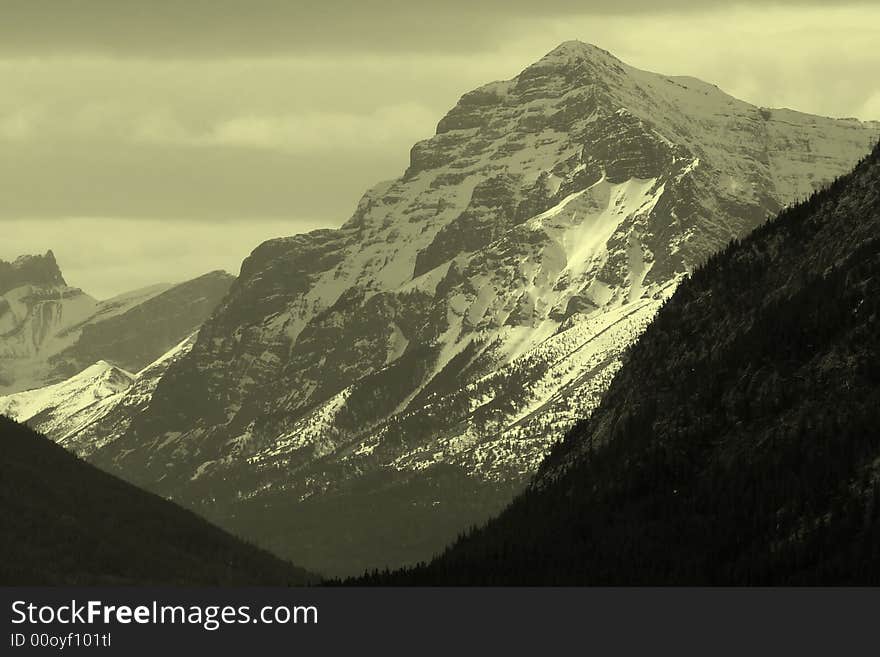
26,44,880,575
0,250,66,295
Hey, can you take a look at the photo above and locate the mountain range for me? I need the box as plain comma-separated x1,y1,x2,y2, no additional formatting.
0,256,233,455
0,250,233,394
3,41,879,577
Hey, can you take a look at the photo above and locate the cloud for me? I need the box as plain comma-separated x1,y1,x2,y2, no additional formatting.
1,1,871,57
0,109,34,140
0,100,438,153
0,57,453,222
0,137,410,222
0,1,515,57
143,103,438,153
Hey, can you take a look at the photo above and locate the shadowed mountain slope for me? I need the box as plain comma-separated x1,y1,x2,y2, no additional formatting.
0,415,314,585
49,270,234,378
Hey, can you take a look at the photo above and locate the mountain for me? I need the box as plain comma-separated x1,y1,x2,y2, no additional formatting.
0,255,233,394
0,415,314,585
0,250,66,294
28,42,880,576
48,271,234,378
364,139,880,585
0,250,169,393
0,334,197,457
0,360,135,447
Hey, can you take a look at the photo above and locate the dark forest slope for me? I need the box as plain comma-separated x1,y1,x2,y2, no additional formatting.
0,415,315,585
362,140,880,585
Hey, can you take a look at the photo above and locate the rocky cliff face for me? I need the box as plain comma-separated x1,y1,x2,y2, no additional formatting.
0,252,162,394
34,42,880,575
0,251,66,295
0,254,233,394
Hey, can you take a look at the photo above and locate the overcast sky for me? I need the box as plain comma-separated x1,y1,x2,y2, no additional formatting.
3,1,879,297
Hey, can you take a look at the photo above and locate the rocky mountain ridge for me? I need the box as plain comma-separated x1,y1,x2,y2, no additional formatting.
0,255,233,394
16,42,880,575
0,333,196,457
0,250,66,295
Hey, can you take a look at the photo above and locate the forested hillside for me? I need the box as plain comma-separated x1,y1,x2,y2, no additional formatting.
0,415,314,585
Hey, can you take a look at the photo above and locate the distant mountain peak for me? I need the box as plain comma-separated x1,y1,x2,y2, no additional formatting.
0,250,66,295
12,249,59,267
541,40,614,61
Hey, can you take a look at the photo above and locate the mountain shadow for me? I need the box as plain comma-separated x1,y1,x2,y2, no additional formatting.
0,415,315,585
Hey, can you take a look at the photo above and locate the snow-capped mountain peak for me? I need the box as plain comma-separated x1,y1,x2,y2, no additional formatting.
0,360,134,442
0,333,199,455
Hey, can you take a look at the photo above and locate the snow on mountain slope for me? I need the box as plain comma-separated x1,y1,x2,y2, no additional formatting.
35,42,880,575
0,334,198,457
0,361,135,443
0,251,174,394
59,333,200,456
0,257,233,394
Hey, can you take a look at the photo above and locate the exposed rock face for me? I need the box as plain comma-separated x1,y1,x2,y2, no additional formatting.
33,42,880,576
0,251,66,295
48,271,234,378
0,256,233,394
0,253,151,394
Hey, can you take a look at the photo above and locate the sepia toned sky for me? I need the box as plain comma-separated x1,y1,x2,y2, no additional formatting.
3,1,879,297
